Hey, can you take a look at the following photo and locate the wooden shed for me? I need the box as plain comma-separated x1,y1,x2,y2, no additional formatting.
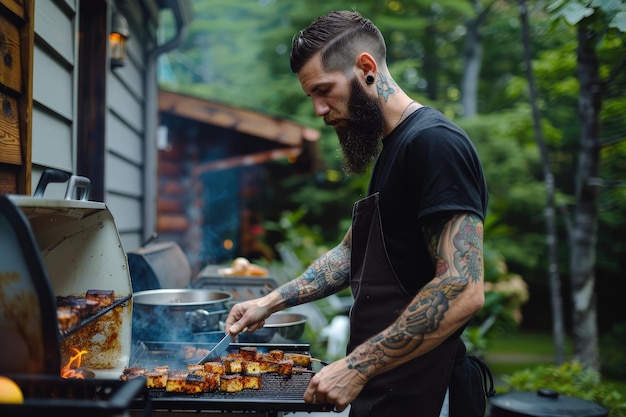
157,90,321,273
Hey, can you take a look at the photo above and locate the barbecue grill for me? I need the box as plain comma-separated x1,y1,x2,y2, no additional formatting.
1,172,334,416
1,173,133,379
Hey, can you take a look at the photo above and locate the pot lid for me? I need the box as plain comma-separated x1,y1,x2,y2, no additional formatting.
490,389,608,417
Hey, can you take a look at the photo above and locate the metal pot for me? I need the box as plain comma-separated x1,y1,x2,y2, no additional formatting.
132,289,232,343
489,389,608,417
238,312,308,344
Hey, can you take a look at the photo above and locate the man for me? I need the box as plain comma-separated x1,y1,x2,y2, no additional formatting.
225,10,490,416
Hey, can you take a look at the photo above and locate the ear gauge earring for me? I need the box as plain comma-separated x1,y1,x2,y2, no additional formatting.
366,75,375,85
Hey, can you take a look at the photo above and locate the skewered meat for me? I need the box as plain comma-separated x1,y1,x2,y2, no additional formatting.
269,349,284,360
278,359,294,376
284,353,312,367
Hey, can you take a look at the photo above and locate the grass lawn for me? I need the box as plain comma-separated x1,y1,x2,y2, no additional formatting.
484,330,626,398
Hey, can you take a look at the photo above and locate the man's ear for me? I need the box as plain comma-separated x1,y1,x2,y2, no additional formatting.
356,52,377,80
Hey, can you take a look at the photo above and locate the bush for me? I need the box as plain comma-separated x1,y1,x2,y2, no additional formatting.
601,323,626,379
503,361,626,417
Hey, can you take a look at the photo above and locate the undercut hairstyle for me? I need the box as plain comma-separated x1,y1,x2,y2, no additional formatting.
290,10,387,74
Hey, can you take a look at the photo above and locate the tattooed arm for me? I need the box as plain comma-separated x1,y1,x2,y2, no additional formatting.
225,227,352,335
303,212,485,411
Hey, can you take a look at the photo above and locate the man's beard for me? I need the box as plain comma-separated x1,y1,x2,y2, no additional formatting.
327,78,384,175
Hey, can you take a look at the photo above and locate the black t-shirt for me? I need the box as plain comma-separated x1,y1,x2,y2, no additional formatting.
367,106,488,296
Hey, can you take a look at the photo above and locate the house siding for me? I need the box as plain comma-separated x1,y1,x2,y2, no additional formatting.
105,3,155,251
31,0,78,187
29,0,164,252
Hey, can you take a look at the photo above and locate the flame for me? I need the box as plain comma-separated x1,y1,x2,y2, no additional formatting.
61,347,89,379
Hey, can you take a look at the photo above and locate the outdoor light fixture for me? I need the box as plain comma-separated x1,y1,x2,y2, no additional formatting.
110,11,130,69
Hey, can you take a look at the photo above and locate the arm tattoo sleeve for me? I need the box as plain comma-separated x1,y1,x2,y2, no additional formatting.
347,213,484,375
277,232,352,307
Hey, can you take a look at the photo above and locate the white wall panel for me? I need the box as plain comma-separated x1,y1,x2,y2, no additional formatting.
108,76,143,133
33,47,74,120
105,191,143,251
31,106,73,172
107,113,144,165
34,1,75,65
105,153,142,196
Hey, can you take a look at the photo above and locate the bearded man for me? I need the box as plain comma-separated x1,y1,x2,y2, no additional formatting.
225,10,492,417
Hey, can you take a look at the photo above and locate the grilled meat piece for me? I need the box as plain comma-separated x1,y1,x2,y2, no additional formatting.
120,367,146,381
269,349,284,360
223,357,243,374
219,374,243,393
242,360,261,375
165,371,188,393
243,373,262,390
57,309,79,332
146,371,168,389
278,359,294,376
239,346,258,361
86,289,115,308
204,361,225,375
284,353,312,367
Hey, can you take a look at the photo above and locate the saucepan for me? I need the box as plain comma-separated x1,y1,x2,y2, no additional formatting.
132,289,232,342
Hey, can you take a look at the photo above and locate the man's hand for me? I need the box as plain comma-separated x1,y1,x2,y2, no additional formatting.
303,357,368,412
224,299,272,336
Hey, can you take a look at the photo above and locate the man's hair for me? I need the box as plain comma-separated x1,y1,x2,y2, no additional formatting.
290,10,386,74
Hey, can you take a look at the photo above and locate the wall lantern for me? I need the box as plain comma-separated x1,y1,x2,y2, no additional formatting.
110,11,130,69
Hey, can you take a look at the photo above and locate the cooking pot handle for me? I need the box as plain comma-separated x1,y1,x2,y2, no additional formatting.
185,308,228,324
33,168,91,201
65,175,91,201
33,169,71,197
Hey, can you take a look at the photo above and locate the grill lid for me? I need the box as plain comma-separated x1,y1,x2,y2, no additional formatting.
489,389,609,417
0,196,61,375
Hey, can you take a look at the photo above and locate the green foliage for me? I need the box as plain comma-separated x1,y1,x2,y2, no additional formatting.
547,0,626,30
503,361,626,416
158,0,626,335
600,323,626,379
463,248,530,357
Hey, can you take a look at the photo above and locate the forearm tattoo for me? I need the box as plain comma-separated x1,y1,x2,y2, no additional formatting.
347,213,484,378
278,240,351,307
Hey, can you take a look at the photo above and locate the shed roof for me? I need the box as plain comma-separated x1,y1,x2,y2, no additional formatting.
158,89,321,172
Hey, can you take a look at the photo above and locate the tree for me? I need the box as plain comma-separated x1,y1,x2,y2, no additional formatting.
546,0,626,370
518,0,567,365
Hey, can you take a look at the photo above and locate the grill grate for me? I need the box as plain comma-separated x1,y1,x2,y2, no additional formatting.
127,341,333,413
148,372,313,401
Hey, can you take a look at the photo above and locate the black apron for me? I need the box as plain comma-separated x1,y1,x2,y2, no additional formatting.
348,193,460,417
